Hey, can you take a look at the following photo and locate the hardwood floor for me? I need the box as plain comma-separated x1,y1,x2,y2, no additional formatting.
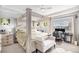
47,41,79,53
2,41,79,53
2,43,25,53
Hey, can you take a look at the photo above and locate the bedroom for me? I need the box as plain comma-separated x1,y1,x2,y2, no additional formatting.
0,5,79,53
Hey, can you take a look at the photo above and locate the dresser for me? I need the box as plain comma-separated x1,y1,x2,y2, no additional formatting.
2,33,14,46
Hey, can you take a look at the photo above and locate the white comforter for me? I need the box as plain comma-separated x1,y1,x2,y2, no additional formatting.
32,30,48,41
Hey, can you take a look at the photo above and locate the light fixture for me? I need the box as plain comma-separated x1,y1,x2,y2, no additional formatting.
41,8,45,11
40,6,52,12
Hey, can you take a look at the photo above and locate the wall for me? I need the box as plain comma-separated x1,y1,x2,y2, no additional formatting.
33,17,51,33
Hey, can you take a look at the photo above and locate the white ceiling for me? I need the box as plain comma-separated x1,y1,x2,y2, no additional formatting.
0,5,78,18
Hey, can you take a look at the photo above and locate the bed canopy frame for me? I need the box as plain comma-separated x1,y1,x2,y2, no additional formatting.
16,8,50,53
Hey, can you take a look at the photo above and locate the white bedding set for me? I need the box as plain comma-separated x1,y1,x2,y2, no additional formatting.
35,39,56,52
32,29,56,52
32,29,48,41
16,29,56,52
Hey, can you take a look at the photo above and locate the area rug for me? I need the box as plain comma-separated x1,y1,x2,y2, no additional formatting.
52,48,72,53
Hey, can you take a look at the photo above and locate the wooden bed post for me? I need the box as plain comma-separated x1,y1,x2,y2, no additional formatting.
26,8,32,53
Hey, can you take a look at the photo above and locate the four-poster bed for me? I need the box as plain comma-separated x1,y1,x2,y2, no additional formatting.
16,8,56,53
